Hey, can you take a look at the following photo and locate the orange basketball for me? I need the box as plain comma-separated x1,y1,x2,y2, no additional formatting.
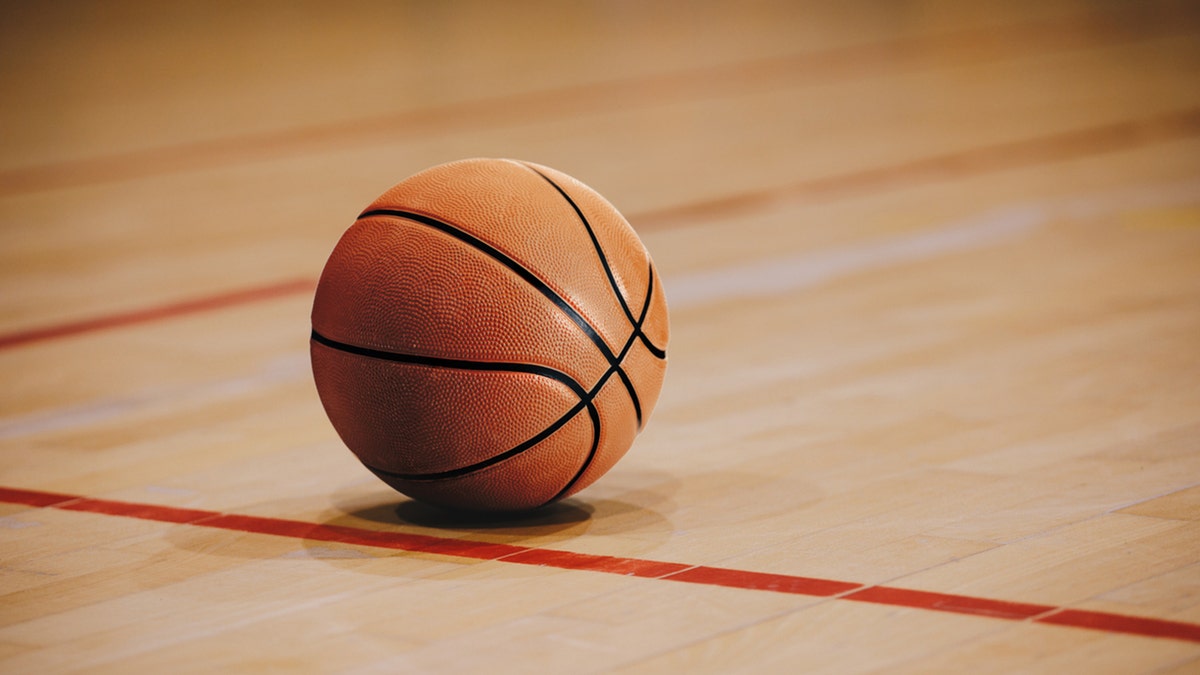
310,158,669,512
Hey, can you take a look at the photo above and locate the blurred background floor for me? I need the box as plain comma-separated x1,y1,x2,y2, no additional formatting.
1,1,1199,672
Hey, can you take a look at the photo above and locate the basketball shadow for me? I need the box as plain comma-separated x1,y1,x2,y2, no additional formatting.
345,495,596,533
325,464,680,544
288,467,678,576
158,468,680,580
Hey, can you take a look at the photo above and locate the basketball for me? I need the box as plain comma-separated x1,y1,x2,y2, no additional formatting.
310,158,669,512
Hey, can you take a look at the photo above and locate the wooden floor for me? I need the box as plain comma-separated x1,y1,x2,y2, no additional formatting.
3,0,1200,671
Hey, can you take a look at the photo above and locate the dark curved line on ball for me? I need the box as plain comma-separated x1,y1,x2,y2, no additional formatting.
310,329,587,398
546,400,602,505
520,164,667,361
345,208,662,489
636,265,667,360
616,265,662,428
617,306,646,429
520,163,639,326
358,208,619,365
314,327,617,484
360,352,628,484
363,398,593,481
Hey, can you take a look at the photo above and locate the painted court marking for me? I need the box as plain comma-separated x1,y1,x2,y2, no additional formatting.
0,105,1196,353
2,485,1198,644
635,108,1200,231
0,279,314,351
2,177,1197,357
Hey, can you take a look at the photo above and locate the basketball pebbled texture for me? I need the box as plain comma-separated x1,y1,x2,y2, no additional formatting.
310,158,669,512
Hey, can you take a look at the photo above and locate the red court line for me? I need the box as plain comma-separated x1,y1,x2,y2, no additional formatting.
663,565,860,597
635,108,1200,230
4,485,1199,644
843,585,1055,621
1038,609,1200,643
503,548,692,578
0,278,315,352
4,108,1200,354
0,486,79,508
58,497,220,525
207,514,528,560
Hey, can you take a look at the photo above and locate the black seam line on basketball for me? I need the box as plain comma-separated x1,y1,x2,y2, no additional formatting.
620,263,658,428
368,331,638,483
358,209,619,365
520,164,667,361
540,327,638,497
361,399,596,482
310,329,587,399
546,401,602,505
636,264,667,359
512,166,655,428
521,164,638,326
346,209,649,483
535,306,648,495
372,341,636,482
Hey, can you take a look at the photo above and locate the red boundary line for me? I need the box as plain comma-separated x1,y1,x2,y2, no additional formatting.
634,108,1200,230
3,485,1198,644
2,108,1199,353
0,278,315,352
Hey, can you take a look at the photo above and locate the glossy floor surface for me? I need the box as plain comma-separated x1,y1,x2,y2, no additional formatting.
2,1,1199,672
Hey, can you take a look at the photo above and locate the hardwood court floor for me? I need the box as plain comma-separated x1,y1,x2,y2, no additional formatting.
2,1,1199,672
